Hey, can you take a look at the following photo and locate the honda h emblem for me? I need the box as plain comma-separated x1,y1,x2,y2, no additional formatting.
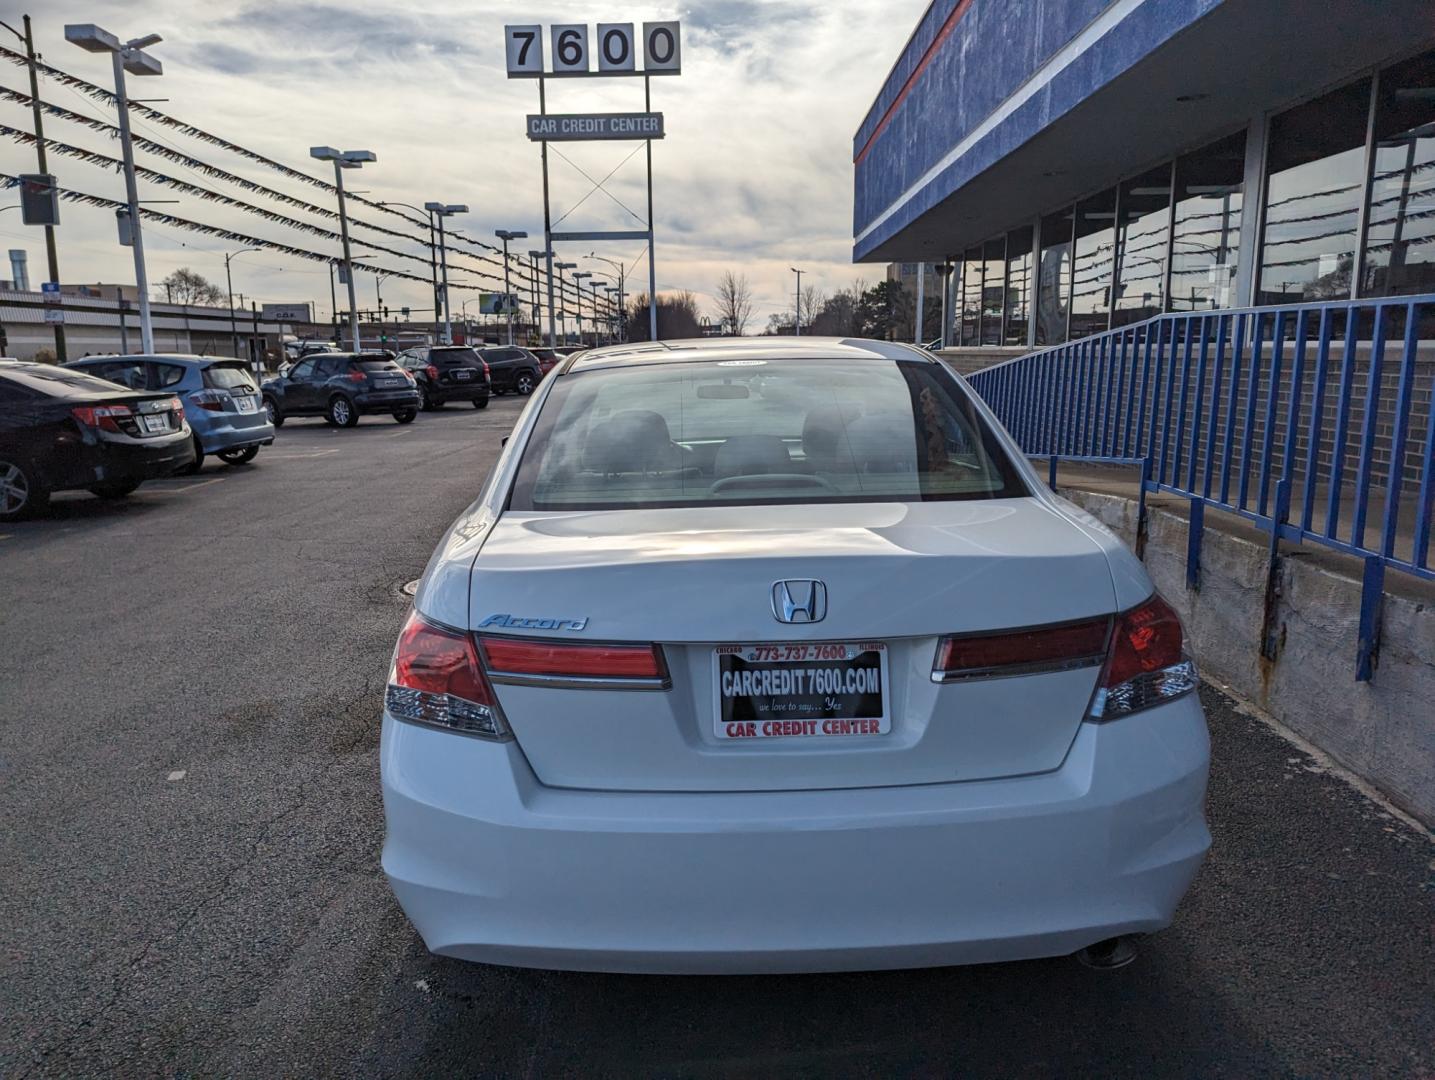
771,579,827,624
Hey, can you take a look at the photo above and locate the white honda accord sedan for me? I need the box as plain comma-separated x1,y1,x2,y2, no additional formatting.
381,337,1210,974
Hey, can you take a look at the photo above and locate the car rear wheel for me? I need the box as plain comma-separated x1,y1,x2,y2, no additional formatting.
419,385,434,411
328,395,359,428
218,445,260,465
263,396,284,428
473,396,489,409
393,408,417,424
515,370,538,395
0,457,47,521
89,480,141,499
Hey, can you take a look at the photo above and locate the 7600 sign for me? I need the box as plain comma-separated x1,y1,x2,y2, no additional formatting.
505,21,681,78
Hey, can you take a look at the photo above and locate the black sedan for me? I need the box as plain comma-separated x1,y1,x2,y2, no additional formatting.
397,345,491,410
0,360,195,520
261,353,419,427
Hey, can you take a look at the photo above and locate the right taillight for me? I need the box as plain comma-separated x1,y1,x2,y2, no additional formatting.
385,610,508,739
1088,594,1197,721
425,364,440,379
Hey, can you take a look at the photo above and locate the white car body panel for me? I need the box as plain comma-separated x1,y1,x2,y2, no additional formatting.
386,336,1210,973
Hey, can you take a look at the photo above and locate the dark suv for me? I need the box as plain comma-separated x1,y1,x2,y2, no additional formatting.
398,345,491,410
478,346,543,396
261,353,419,427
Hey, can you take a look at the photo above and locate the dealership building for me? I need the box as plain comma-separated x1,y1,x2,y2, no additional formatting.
854,0,1435,350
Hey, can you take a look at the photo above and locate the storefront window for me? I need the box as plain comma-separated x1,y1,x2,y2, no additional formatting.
1110,164,1171,326
980,236,1006,344
1035,208,1073,345
1169,131,1245,310
1069,188,1116,338
1258,78,1372,304
960,246,982,345
1004,226,1033,345
1362,50,1435,297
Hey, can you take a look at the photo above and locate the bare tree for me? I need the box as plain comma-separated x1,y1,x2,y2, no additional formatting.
627,291,702,341
798,284,825,333
161,268,224,306
713,271,755,336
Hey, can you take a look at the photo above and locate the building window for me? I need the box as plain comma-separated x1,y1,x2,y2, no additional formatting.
1169,130,1246,311
1111,164,1172,326
1004,226,1034,345
1036,208,1073,345
980,236,1006,345
1258,77,1373,304
960,245,982,345
1069,188,1117,338
1362,49,1435,298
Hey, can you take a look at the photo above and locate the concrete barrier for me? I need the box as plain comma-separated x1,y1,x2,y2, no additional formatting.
1059,485,1435,826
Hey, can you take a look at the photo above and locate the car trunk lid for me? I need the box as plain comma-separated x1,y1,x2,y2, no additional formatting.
466,499,1118,793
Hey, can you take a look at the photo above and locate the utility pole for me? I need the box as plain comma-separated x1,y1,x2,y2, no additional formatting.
3,16,65,360
645,74,658,342
495,229,528,346
309,146,375,351
790,267,803,336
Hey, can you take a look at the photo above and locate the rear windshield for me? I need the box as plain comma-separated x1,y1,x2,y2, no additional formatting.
430,348,483,367
355,359,401,372
509,357,1027,511
0,365,126,397
203,363,257,391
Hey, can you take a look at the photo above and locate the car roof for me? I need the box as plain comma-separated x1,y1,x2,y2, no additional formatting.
66,353,218,367
562,336,935,374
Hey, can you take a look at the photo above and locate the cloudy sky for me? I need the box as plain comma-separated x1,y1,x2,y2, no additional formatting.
2,1,925,331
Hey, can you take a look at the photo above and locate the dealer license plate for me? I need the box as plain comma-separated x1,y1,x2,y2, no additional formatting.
452,369,473,380
714,642,888,739
234,395,257,412
140,413,169,434
378,378,406,388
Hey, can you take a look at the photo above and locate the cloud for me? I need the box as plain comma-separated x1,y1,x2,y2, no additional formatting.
23,0,926,324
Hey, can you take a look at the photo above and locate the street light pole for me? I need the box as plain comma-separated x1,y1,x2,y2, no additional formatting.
224,247,259,363
573,271,592,345
66,24,164,355
309,146,374,351
425,202,467,345
585,253,627,343
554,261,576,344
494,229,529,346
528,250,545,346
790,267,803,336
4,16,65,360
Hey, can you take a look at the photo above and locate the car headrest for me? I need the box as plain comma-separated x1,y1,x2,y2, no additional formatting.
583,410,684,474
844,413,917,475
801,403,864,473
714,434,793,479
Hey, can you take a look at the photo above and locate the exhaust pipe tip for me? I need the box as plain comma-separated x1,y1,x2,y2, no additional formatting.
1075,935,1139,970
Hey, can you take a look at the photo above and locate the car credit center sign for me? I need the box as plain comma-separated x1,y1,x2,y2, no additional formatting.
527,113,664,141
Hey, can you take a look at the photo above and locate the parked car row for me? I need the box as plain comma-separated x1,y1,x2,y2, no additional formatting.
0,344,577,520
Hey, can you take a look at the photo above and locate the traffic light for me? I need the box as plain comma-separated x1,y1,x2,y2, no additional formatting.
20,174,59,226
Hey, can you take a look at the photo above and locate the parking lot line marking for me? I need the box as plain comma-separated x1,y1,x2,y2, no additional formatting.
0,534,10,541
163,476,226,492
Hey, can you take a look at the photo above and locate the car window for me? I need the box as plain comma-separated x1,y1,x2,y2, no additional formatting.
509,357,1028,511
0,377,40,403
315,358,346,378
0,365,131,397
86,360,149,389
288,358,318,380
430,347,483,367
203,363,257,391
355,358,400,372
154,363,187,388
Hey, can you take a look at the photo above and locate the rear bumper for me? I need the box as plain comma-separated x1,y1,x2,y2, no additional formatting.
381,695,1210,974
355,389,420,413
193,414,275,453
430,381,490,402
48,432,195,489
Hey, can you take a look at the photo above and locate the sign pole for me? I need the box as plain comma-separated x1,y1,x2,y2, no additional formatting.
540,76,557,349
645,74,657,342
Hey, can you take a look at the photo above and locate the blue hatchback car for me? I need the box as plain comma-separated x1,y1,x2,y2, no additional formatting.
64,354,275,471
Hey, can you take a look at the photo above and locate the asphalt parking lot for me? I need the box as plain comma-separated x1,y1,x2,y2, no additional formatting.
2,394,1433,1078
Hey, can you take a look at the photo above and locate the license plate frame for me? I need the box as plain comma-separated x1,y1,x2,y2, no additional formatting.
140,413,168,434
452,369,473,380
234,395,257,413
713,642,889,740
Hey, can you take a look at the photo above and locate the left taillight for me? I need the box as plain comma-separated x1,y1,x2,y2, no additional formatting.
189,389,227,412
71,403,133,432
386,611,508,739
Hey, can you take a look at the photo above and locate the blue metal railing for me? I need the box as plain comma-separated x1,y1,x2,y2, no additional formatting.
967,294,1435,680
